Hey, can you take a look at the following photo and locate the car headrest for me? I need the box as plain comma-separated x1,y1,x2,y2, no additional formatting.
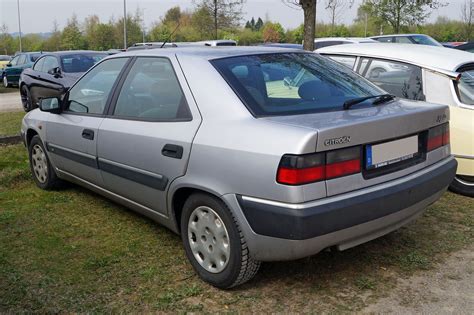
298,80,331,101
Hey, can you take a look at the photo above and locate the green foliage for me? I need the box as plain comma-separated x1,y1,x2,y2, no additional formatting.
61,15,85,50
262,22,285,43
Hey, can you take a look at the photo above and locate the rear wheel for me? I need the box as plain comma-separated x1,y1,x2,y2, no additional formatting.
180,193,260,289
28,135,62,190
21,85,33,112
449,175,474,197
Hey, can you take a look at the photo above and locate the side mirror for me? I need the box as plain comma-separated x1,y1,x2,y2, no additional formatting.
39,97,62,114
6,63,12,67
48,67,62,78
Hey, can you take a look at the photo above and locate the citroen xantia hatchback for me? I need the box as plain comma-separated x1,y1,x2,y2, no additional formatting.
319,43,474,197
21,47,456,288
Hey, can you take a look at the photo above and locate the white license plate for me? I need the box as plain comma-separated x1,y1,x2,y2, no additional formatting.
366,135,419,169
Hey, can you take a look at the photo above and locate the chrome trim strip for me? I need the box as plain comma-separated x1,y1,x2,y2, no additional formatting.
241,157,454,210
453,154,474,160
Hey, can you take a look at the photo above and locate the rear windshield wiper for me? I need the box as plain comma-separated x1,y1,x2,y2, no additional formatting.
343,94,395,110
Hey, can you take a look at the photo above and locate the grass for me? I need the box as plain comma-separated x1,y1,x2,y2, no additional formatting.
0,86,18,94
0,143,472,313
0,112,24,136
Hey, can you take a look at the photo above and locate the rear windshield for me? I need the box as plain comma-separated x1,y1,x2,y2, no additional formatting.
61,53,107,73
211,53,382,116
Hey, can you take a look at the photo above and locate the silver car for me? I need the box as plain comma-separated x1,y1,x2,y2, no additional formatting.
21,47,457,288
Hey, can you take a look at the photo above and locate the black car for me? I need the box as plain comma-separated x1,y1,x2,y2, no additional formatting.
20,51,108,111
455,42,474,53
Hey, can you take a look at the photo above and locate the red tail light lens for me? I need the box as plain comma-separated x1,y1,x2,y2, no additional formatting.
427,123,449,151
277,147,361,185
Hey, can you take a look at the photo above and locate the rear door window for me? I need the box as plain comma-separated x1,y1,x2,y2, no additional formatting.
112,57,191,120
394,36,413,44
357,57,424,101
33,57,45,71
17,54,27,65
374,37,393,43
455,66,474,106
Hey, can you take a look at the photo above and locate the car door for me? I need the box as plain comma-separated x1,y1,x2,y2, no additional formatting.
36,55,65,100
27,56,45,104
97,56,202,215
10,54,27,82
45,57,130,185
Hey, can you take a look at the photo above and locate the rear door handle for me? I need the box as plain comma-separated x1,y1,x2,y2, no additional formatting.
162,144,183,159
82,129,94,140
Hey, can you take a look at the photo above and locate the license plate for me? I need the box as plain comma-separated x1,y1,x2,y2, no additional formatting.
366,135,418,170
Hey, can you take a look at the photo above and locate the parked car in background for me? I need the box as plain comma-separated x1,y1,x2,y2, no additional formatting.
441,42,466,48
319,43,474,196
455,42,474,53
261,43,303,49
370,34,443,46
21,47,456,288
128,40,237,51
19,51,108,111
127,42,178,51
0,55,11,71
2,52,43,87
314,37,377,50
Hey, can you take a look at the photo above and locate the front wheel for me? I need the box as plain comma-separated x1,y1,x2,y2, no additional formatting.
21,85,33,112
28,135,62,190
3,74,9,88
181,193,260,289
449,175,474,197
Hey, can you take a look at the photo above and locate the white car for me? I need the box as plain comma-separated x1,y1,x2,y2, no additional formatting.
314,37,378,50
370,34,442,47
319,43,474,197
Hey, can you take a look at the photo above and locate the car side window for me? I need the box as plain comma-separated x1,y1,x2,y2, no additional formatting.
42,56,59,73
9,56,19,66
374,37,393,43
17,55,27,65
33,57,45,71
326,55,356,69
113,57,191,120
395,36,412,44
357,58,425,101
65,58,128,115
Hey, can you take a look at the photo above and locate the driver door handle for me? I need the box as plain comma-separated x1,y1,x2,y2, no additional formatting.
82,129,94,140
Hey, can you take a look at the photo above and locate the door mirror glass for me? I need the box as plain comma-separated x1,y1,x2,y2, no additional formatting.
39,97,61,113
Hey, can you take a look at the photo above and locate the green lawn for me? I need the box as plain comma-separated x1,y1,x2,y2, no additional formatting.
0,143,472,312
0,112,25,136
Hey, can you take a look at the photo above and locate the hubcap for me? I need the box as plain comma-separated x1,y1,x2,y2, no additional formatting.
31,144,48,183
187,206,230,273
3,75,7,87
455,175,474,187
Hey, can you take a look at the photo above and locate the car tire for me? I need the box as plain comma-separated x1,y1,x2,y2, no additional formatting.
3,74,9,88
28,135,62,190
180,193,260,289
449,175,474,197
21,85,33,112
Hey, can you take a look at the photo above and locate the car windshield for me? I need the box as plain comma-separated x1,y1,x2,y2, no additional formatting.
61,53,107,73
30,53,42,62
211,53,382,116
411,35,442,46
457,68,474,106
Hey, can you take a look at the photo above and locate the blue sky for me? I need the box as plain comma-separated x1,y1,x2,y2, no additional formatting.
0,0,467,34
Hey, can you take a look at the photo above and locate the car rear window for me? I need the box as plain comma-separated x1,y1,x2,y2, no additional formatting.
61,53,107,73
211,53,382,117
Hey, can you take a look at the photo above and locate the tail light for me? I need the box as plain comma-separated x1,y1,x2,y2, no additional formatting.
277,147,361,185
427,123,449,152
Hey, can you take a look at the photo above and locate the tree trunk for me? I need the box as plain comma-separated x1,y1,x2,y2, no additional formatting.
214,0,218,39
301,0,316,51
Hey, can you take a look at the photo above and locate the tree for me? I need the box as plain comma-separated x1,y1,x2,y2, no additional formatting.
0,24,15,55
61,14,85,50
325,0,354,35
255,17,264,31
262,22,285,42
363,0,445,33
284,0,317,50
461,0,474,40
163,6,182,25
193,0,245,39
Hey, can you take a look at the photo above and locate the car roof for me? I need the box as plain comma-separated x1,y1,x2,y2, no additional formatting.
318,43,474,71
115,46,306,60
370,34,430,38
314,37,376,43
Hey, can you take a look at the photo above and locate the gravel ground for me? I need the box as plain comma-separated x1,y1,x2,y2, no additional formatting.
0,91,22,112
362,245,474,314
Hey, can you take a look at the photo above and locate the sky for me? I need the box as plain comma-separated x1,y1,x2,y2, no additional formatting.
0,0,468,34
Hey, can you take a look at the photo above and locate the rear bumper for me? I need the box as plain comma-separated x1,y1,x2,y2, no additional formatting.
224,157,457,261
